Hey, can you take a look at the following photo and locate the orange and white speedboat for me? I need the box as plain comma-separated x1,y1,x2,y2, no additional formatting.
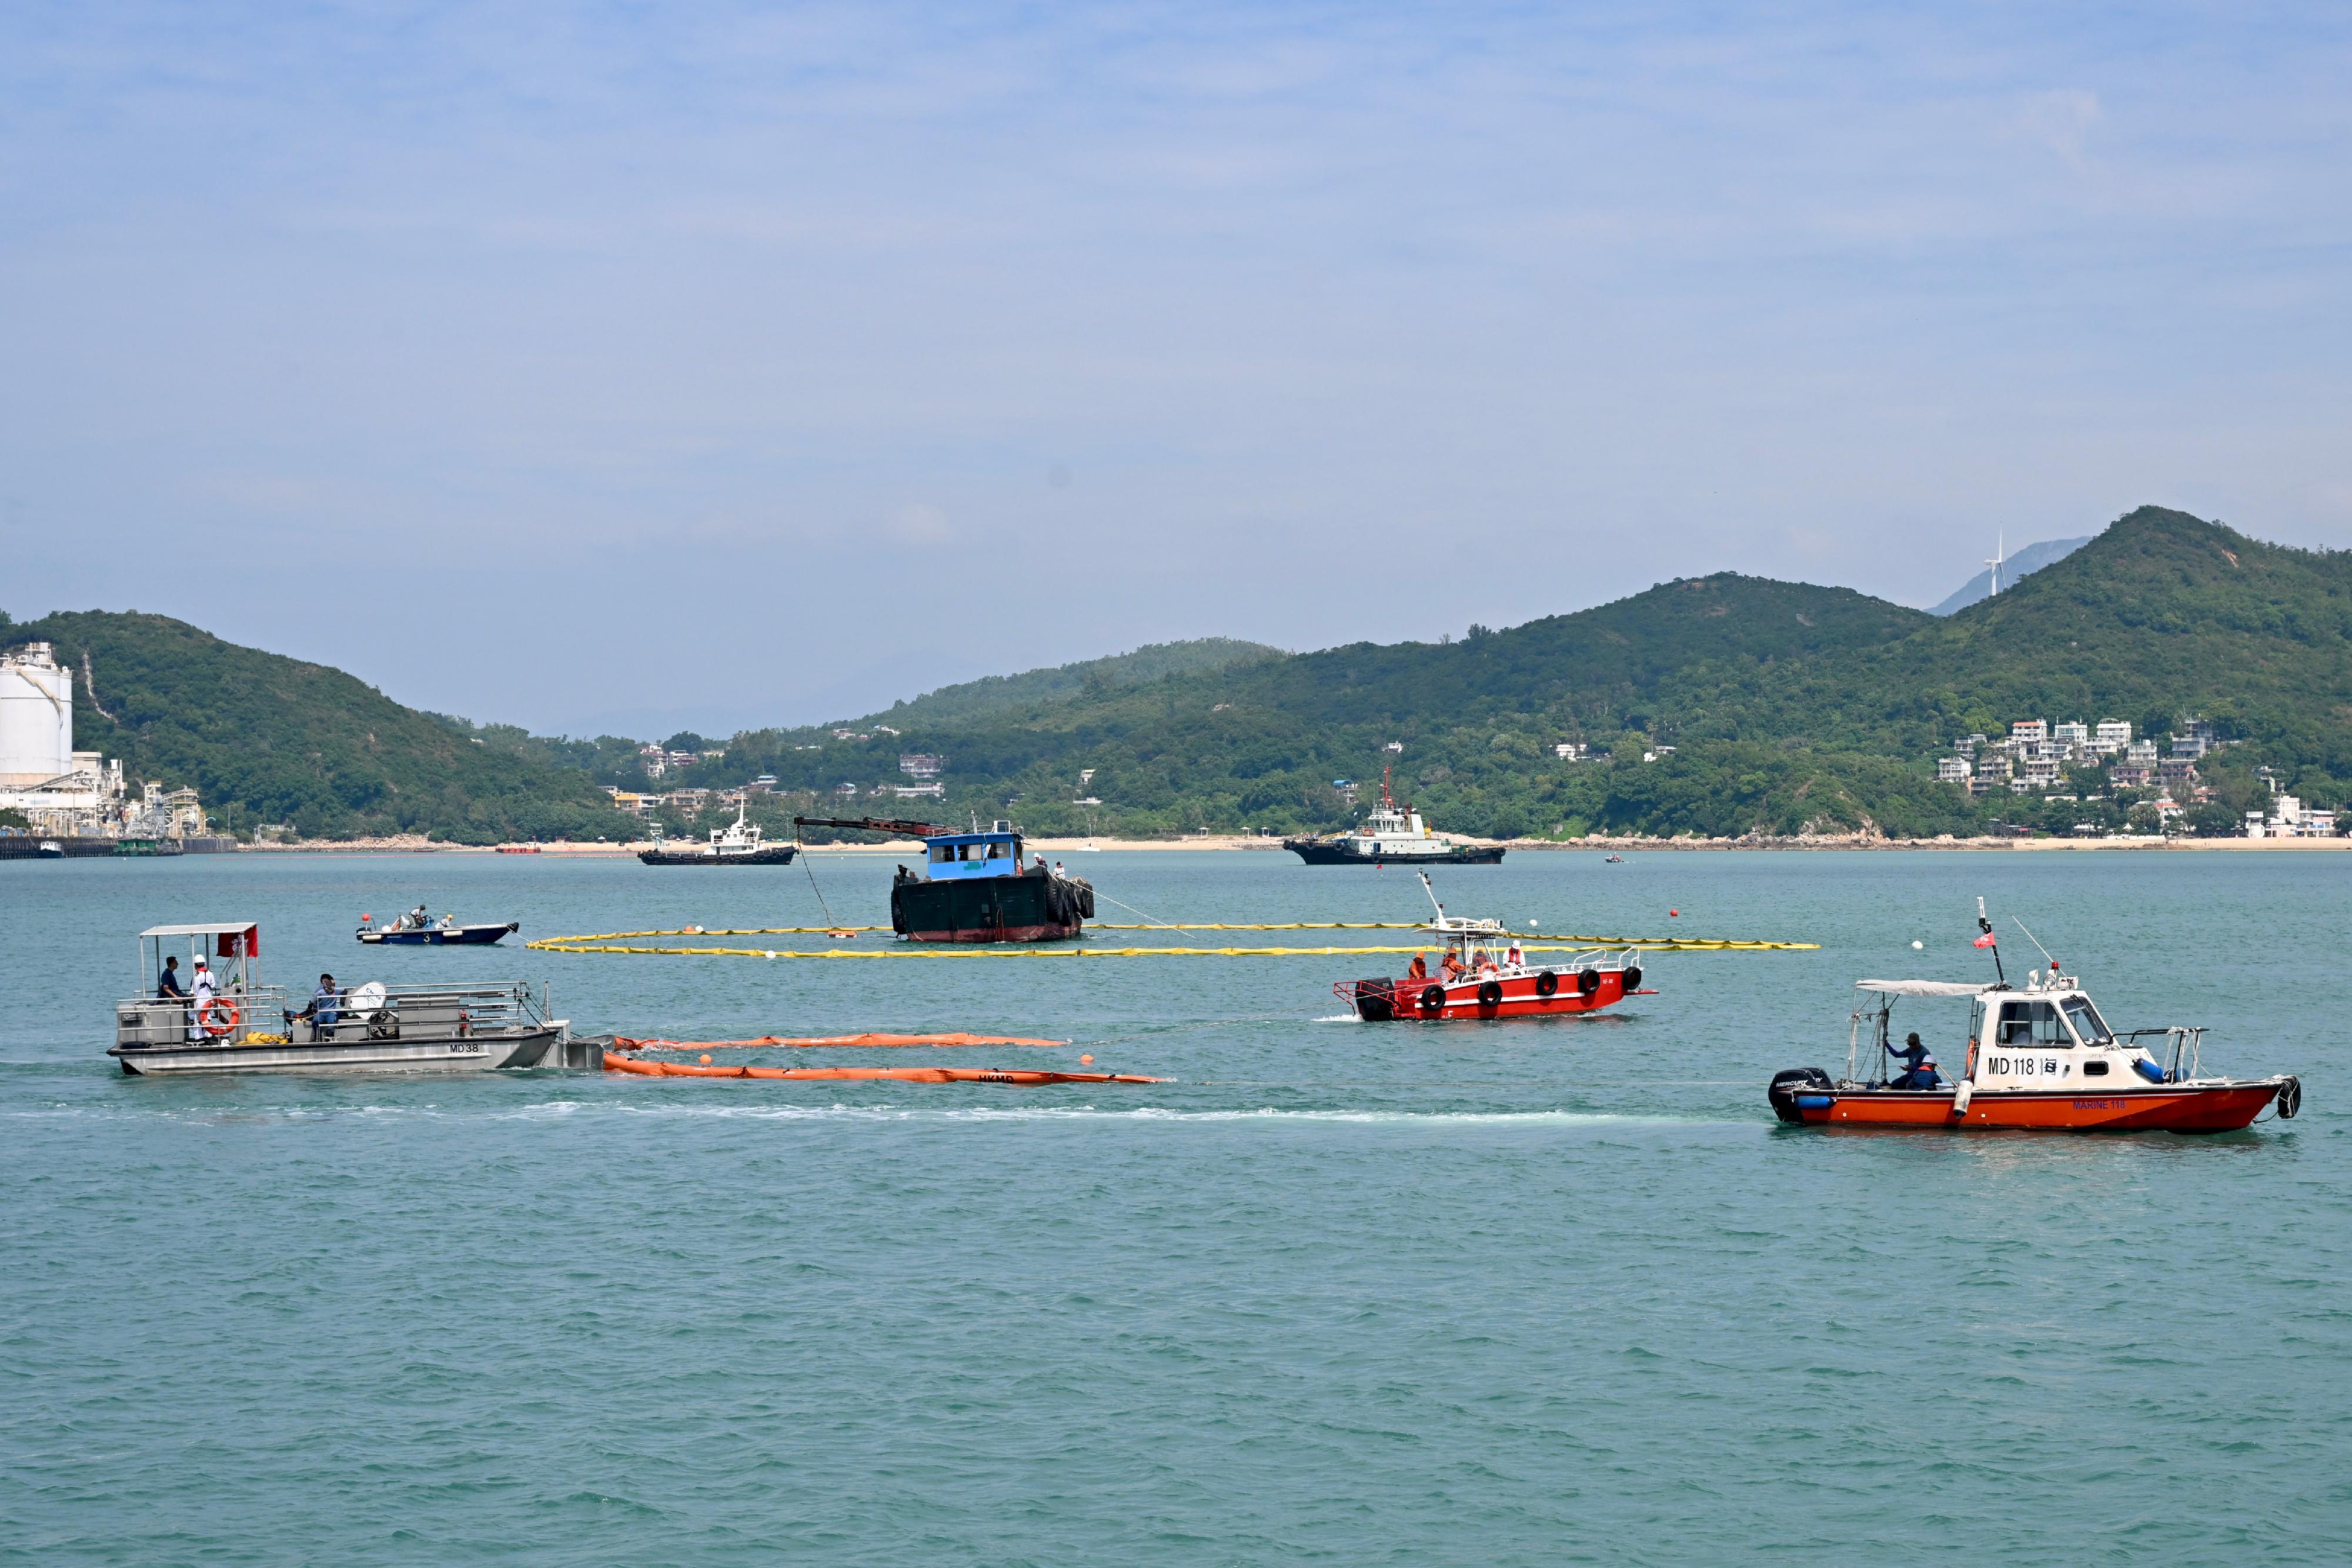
1334,875,1649,1021
1770,909,2300,1133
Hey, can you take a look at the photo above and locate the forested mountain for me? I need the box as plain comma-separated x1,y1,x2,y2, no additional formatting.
689,507,2352,841
1929,536,2090,615
865,638,1284,728
0,611,641,843
14,506,2343,844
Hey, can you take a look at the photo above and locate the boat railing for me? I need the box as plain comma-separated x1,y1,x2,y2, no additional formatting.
2117,1025,2206,1082
360,982,554,1037
114,984,295,1047
113,981,551,1048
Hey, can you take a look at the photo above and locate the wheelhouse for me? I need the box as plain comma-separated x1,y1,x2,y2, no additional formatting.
923,824,1025,880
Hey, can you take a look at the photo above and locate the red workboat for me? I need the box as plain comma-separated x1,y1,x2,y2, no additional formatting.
1335,876,1649,1021
1769,906,2300,1133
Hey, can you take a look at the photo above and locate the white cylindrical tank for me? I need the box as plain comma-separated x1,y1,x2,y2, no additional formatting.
0,642,74,786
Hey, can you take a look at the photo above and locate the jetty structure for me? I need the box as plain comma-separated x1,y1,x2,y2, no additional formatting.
1,640,228,855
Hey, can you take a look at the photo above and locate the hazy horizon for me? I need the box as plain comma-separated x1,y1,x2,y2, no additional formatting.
6,4,2348,737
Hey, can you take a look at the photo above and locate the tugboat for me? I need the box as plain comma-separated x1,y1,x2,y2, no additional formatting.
108,921,574,1074
358,908,520,945
1284,767,1504,865
793,815,1094,941
1335,874,1646,1020
638,800,798,865
1768,903,2301,1132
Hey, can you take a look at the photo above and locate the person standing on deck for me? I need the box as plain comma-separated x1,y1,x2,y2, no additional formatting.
156,955,188,1001
306,974,342,1042
1406,952,1428,981
188,958,215,1041
1888,1031,1929,1083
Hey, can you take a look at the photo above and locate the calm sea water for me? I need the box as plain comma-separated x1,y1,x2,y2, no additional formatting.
4,848,2347,1564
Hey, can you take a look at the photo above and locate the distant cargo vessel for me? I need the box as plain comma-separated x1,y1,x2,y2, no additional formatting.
639,802,798,866
1284,769,1504,865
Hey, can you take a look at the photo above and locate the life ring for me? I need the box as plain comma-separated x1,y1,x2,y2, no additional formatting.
1622,964,1642,991
1576,968,1601,996
1534,969,1559,997
1418,984,1446,1011
201,998,240,1038
1476,980,1504,1007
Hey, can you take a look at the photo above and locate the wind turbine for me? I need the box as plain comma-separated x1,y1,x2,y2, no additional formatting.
1985,529,2006,596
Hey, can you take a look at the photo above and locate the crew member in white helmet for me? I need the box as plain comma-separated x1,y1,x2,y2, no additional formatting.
188,958,216,1041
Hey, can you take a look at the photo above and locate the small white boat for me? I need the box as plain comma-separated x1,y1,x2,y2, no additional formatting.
109,921,577,1075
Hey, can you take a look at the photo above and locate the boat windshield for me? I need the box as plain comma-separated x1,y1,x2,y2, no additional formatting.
1994,999,2071,1047
2059,994,2113,1044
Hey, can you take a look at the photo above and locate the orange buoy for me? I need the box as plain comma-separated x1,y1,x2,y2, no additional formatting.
699,1053,713,1064
1079,1054,1094,1065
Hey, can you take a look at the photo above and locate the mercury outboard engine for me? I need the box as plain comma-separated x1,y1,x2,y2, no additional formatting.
1769,1066,1834,1124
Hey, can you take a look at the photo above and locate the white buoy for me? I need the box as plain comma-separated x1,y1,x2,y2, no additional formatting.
1912,940,1924,950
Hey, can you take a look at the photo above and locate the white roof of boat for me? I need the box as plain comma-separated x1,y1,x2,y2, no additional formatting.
139,922,260,937
1855,979,1986,997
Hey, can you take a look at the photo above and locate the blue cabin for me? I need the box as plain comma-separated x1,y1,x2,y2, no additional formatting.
921,824,1026,881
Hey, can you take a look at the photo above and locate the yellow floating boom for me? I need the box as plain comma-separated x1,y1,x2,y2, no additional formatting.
529,937,1816,958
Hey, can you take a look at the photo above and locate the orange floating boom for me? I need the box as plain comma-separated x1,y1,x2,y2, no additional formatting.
610,1031,1067,1051
603,1052,1160,1085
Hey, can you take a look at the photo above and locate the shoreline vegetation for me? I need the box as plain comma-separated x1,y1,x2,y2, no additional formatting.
236,834,2352,854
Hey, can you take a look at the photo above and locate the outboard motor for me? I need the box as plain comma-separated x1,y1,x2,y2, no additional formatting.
1769,1066,1834,1124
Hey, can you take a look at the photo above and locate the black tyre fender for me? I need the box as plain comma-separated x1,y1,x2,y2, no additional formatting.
1622,964,1643,991
1534,969,1559,997
1418,984,1446,1011
1476,980,1503,1007
1576,968,1601,996
2277,1076,2303,1119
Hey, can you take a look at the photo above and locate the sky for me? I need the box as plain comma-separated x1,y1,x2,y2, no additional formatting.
4,2,2349,739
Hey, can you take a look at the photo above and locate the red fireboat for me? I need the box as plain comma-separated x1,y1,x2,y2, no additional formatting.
1769,902,2301,1133
1334,874,1650,1021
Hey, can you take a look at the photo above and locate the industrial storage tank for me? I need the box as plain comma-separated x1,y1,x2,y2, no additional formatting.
0,641,74,787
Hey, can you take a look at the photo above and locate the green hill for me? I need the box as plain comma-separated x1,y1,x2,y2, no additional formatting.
867,638,1285,728
687,507,2352,841
1,611,642,843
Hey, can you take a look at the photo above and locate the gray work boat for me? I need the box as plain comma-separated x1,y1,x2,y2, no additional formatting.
109,921,583,1075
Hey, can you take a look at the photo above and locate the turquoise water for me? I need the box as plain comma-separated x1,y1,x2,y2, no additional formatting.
5,850,2347,1563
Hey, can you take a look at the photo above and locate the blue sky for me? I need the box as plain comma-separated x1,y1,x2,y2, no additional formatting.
4,2,2348,737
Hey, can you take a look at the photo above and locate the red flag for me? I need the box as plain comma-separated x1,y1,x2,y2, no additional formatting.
1973,932,1997,948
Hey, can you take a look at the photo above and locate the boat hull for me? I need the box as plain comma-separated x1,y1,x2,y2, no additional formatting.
358,922,518,945
110,1027,566,1075
891,872,1093,943
1773,1080,2288,1132
1340,967,1642,1021
637,845,798,865
1285,839,1505,865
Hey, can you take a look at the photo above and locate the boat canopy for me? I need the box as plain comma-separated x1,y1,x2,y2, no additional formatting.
1855,978,1981,997
139,922,259,956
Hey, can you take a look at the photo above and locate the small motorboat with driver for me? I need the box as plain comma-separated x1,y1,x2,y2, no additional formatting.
1334,874,1649,1020
1769,902,2300,1132
358,907,520,945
